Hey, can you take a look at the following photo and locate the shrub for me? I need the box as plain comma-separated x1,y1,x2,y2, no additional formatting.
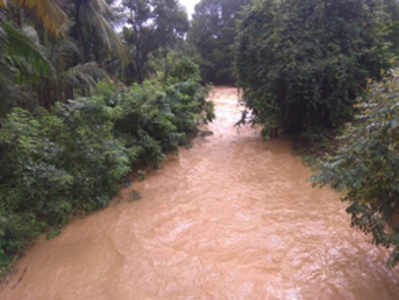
148,51,202,85
167,55,201,84
313,71,399,267
235,0,392,136
0,101,131,270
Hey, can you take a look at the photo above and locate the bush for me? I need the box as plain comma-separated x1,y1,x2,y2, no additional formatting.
235,0,392,136
167,56,201,84
0,76,214,274
0,101,131,270
148,51,202,85
313,71,399,267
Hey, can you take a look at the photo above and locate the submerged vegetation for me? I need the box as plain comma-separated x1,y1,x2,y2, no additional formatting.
2,0,399,277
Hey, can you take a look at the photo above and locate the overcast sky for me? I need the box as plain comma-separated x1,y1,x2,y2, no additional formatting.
180,0,200,18
115,1,200,19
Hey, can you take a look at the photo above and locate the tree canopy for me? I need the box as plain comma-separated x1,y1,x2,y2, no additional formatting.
314,72,399,267
189,0,250,84
235,0,392,136
121,0,189,83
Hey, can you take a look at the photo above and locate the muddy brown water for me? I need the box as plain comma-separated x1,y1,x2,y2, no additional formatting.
1,87,399,300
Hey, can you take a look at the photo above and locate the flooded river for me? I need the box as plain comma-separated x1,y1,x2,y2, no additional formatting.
1,87,399,299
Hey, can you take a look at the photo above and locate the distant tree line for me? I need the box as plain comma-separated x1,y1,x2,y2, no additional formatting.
189,0,251,85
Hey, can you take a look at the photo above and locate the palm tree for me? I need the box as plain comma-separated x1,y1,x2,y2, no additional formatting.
2,0,123,56
0,21,53,114
1,0,67,36
1,0,125,112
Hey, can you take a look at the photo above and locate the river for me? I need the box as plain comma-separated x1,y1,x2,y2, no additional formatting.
1,87,399,300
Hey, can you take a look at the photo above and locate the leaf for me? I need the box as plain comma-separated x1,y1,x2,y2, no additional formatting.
14,0,68,37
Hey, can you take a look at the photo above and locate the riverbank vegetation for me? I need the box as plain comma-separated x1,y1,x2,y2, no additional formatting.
0,0,214,275
313,72,399,267
234,0,399,267
0,77,213,274
235,0,391,136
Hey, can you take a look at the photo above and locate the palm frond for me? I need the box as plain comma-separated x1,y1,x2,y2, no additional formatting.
1,22,53,76
79,0,126,61
0,61,40,116
0,23,5,49
14,0,68,37
48,37,80,73
64,62,109,95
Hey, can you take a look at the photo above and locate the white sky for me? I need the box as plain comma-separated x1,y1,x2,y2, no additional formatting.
180,0,200,18
114,0,200,20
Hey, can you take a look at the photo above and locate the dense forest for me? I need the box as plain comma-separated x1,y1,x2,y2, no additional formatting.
1,0,399,276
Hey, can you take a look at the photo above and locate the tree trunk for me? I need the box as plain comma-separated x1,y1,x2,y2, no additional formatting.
163,48,169,83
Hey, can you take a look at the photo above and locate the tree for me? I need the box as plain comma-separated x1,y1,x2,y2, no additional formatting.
384,0,399,54
152,0,188,81
0,21,54,114
189,0,250,84
0,0,124,111
235,0,392,136
121,0,188,83
0,2,55,113
314,72,399,267
58,0,124,64
10,0,67,36
121,0,154,83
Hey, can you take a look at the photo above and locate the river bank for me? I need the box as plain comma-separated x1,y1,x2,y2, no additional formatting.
1,87,398,300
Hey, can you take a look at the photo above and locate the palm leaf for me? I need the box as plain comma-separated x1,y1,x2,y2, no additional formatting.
47,36,81,73
0,23,5,48
13,0,67,37
64,62,109,95
1,22,53,76
79,0,125,60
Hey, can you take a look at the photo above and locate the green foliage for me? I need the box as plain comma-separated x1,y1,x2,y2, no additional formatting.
0,101,131,270
313,71,399,267
149,51,201,84
0,0,125,114
0,22,52,77
168,55,201,83
235,0,392,136
0,0,212,275
189,0,250,84
0,22,53,115
384,0,399,54
121,0,189,83
0,75,214,275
